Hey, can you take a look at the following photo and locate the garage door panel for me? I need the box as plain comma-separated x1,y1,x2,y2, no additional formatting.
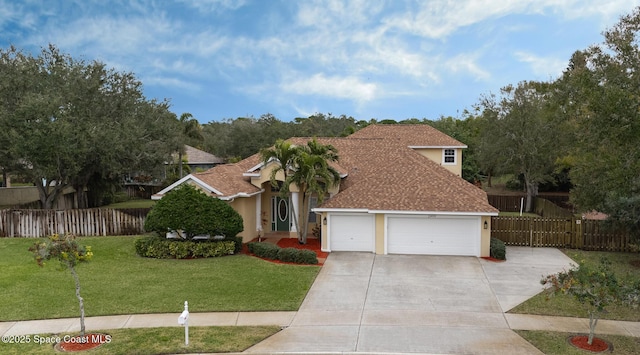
387,216,479,256
330,214,374,252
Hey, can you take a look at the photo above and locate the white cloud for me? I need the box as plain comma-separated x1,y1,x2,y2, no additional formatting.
515,51,567,79
142,76,201,92
446,53,491,81
380,0,640,40
281,73,378,103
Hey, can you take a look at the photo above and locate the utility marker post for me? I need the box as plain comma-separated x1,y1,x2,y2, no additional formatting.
178,301,190,346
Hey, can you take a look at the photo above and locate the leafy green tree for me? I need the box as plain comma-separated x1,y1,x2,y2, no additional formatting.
477,81,561,211
542,258,639,345
202,113,355,160
558,7,640,237
145,184,244,239
261,138,340,244
0,45,178,208
29,234,93,336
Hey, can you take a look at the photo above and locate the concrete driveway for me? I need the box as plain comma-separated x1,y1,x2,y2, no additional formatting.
247,247,575,354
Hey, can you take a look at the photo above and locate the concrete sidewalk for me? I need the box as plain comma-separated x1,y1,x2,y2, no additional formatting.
506,313,640,337
0,311,295,337
2,311,639,337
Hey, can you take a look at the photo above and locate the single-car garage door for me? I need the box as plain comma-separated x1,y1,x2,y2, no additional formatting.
387,215,480,256
329,213,375,252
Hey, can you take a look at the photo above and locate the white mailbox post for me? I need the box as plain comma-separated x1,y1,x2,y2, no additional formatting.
178,301,190,346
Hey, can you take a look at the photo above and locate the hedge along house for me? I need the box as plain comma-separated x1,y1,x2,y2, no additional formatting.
152,124,498,257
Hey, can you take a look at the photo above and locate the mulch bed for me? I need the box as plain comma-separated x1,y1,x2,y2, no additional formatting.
243,237,327,265
55,333,110,352
481,256,506,262
276,238,329,259
568,335,611,352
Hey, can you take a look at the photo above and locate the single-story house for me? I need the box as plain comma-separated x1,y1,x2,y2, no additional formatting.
152,124,499,257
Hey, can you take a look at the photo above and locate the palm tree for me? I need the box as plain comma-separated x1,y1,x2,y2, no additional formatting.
177,113,203,178
260,138,340,244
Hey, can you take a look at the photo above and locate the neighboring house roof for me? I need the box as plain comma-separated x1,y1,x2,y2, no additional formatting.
154,125,497,214
179,145,224,165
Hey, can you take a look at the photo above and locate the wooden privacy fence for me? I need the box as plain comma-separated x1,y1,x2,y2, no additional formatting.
0,208,150,238
488,195,573,214
492,216,636,252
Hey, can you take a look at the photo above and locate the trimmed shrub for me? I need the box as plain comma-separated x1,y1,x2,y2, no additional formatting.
135,236,235,259
295,249,318,264
248,242,280,260
490,237,506,260
226,236,243,254
277,247,300,263
144,184,244,239
247,242,318,264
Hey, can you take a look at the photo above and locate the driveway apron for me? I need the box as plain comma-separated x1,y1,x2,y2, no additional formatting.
246,247,575,354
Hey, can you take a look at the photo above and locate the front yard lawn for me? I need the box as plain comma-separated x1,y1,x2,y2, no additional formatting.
510,249,640,321
0,236,320,321
0,326,280,355
516,330,640,355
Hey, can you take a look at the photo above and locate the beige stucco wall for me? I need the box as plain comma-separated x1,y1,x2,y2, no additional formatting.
251,162,285,188
375,214,385,254
480,215,491,257
320,212,328,252
412,148,463,177
229,195,257,242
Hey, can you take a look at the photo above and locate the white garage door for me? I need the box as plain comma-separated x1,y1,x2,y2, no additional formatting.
329,214,375,252
387,215,480,256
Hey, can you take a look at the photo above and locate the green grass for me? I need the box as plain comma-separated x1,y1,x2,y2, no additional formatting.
516,330,640,355
510,249,640,321
0,236,320,321
0,326,280,355
102,199,156,209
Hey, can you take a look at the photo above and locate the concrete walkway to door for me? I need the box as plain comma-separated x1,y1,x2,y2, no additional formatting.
245,247,578,354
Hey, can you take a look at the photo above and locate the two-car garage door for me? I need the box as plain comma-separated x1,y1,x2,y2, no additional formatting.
327,213,481,256
387,215,480,256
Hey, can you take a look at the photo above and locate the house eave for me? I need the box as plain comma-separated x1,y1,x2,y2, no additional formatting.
369,210,499,216
218,189,265,201
312,207,498,216
152,174,224,200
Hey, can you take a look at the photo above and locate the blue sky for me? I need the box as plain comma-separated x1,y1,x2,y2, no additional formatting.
1,1,639,123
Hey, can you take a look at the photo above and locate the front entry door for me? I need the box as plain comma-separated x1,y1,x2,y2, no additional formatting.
272,196,289,231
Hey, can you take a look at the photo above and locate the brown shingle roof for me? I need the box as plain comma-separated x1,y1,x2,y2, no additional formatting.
160,125,496,214
192,164,261,197
314,138,494,213
184,145,224,164
348,124,467,147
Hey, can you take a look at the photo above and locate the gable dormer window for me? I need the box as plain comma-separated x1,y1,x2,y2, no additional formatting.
443,149,456,165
